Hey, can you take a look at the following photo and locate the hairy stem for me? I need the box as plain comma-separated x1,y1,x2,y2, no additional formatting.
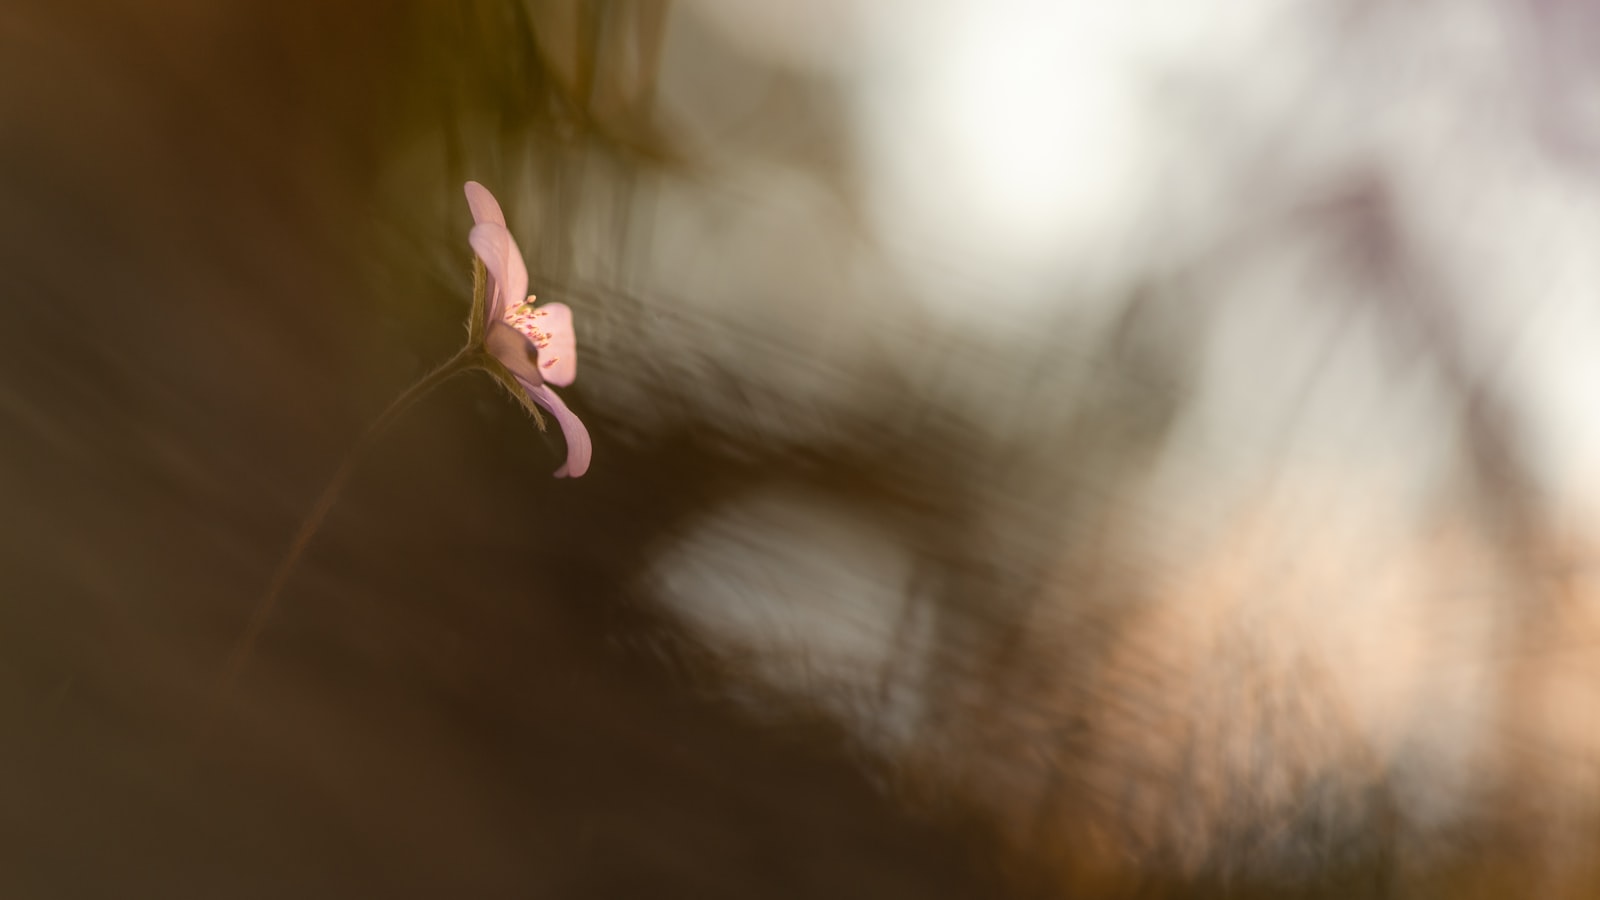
217,350,484,694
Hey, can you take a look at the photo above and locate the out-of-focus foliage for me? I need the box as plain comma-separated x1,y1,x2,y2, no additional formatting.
8,0,1600,896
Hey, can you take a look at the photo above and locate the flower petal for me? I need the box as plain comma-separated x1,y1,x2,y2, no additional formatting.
486,321,543,386
520,379,591,478
526,301,577,387
469,222,528,324
463,181,506,227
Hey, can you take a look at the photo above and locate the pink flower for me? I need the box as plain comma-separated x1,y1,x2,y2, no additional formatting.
465,181,591,478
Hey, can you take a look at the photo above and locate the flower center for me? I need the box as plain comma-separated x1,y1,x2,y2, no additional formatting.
505,300,560,370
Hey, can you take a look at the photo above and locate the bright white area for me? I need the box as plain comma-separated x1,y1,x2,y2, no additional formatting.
649,489,931,751
658,0,1600,514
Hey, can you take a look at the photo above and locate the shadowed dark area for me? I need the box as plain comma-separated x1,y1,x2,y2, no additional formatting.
0,3,1007,897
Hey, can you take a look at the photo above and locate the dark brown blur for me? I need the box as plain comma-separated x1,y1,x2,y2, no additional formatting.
5,2,1600,898
0,3,999,897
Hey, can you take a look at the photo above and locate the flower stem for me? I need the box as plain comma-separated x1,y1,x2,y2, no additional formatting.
217,350,484,694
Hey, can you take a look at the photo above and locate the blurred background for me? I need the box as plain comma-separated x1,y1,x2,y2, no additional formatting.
5,1,1600,896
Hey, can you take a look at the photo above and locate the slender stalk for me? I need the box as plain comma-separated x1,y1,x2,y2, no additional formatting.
217,351,483,693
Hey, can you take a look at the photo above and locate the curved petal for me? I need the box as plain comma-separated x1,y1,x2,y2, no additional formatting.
463,181,506,227
527,301,577,387
486,321,543,386
519,380,592,478
469,222,528,324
